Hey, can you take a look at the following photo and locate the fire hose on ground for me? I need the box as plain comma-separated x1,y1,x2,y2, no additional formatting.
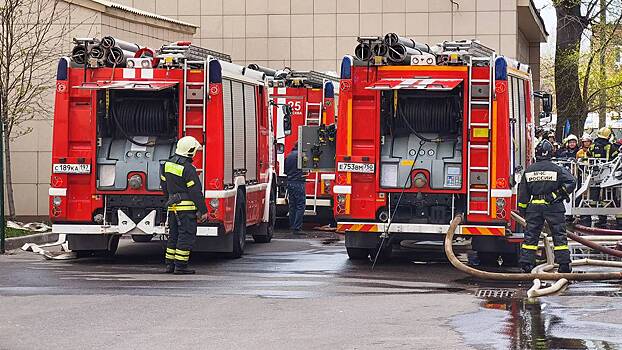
443,213,622,297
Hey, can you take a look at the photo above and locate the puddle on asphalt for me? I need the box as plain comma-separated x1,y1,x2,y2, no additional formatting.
452,294,622,350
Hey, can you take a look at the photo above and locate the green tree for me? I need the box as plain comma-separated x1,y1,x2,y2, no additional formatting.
553,0,622,139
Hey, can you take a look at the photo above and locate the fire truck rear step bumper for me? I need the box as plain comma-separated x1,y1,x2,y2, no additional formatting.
276,198,332,207
52,224,219,237
337,222,506,236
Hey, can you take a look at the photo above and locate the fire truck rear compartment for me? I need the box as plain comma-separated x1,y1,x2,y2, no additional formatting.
95,88,178,224
378,88,464,224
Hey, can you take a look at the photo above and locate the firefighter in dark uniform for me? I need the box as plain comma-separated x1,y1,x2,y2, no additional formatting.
587,127,618,227
517,140,576,273
160,136,208,274
588,127,618,161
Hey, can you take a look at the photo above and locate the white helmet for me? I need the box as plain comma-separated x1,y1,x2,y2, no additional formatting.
581,133,593,142
175,136,202,158
565,134,578,143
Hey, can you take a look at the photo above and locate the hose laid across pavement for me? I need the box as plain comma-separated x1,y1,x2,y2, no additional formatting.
443,214,622,281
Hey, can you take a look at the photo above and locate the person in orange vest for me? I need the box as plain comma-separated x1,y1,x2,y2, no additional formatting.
575,134,592,160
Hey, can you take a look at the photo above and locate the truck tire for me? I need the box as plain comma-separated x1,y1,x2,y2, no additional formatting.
253,186,276,244
103,235,120,257
73,235,119,258
229,190,247,258
346,247,370,260
131,235,153,243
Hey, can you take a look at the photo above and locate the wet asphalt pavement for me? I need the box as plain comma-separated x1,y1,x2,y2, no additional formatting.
2,223,622,349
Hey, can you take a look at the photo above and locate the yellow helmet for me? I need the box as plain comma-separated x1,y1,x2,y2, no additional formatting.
598,127,612,139
175,136,202,158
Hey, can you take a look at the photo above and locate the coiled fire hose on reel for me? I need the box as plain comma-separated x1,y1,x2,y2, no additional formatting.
443,213,622,290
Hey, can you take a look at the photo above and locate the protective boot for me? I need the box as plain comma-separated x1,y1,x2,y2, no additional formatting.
163,263,175,274
558,263,572,273
174,266,195,275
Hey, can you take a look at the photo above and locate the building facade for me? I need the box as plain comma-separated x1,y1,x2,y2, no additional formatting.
112,0,547,75
16,0,548,218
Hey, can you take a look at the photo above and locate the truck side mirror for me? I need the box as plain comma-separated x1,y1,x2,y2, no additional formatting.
276,143,285,154
282,105,292,135
542,93,553,114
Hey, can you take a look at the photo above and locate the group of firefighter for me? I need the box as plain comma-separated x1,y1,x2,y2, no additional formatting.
519,126,621,274
160,126,620,275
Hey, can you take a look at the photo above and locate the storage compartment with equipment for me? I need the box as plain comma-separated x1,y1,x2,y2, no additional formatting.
379,86,464,191
95,87,179,192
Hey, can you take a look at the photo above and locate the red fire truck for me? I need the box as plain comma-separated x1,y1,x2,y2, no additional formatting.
334,37,542,263
50,41,276,257
263,68,338,219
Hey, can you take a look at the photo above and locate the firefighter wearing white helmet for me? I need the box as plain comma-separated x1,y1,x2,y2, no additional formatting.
576,134,592,160
160,136,208,274
556,134,579,158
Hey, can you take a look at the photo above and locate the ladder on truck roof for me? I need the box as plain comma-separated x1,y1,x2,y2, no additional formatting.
466,55,495,217
182,58,209,186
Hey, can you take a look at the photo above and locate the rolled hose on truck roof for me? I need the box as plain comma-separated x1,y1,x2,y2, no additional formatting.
443,212,622,281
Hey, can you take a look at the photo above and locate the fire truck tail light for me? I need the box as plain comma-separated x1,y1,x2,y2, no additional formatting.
337,195,346,205
323,180,332,193
209,198,219,209
495,198,506,209
496,178,507,187
99,165,116,187
208,178,221,190
52,196,62,207
93,213,104,224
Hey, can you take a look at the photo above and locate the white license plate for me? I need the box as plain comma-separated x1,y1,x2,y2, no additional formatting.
53,163,91,174
338,162,375,173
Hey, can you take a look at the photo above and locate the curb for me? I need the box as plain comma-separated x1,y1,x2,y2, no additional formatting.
5,232,59,251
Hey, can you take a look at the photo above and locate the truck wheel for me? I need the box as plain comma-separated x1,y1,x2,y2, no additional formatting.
131,235,153,243
346,247,370,260
229,190,247,258
94,235,120,258
253,186,276,244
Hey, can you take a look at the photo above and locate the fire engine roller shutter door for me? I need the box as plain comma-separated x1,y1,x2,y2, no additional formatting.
75,81,178,91
222,79,234,185
244,84,257,181
231,81,246,172
365,78,463,91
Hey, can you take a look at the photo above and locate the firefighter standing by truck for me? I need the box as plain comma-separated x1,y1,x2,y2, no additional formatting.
518,140,576,273
285,144,306,235
161,136,209,274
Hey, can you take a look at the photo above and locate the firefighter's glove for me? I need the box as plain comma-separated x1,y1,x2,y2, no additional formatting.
553,188,571,204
